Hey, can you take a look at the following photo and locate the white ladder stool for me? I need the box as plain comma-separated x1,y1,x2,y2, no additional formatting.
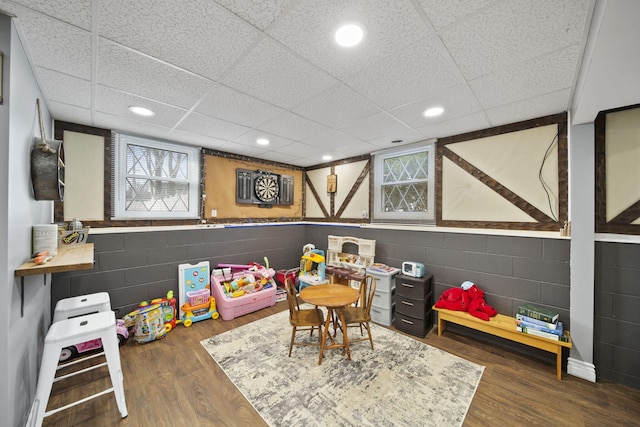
27,311,128,426
53,292,111,322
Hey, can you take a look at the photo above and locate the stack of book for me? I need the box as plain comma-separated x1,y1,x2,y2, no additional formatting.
516,303,569,342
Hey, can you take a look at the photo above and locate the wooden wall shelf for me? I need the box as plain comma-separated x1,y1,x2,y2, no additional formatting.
15,243,95,318
15,243,94,277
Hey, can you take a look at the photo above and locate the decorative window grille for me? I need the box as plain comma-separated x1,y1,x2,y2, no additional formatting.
113,133,200,219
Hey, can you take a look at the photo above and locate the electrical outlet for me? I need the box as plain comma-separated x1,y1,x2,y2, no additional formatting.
362,210,368,218
210,209,217,217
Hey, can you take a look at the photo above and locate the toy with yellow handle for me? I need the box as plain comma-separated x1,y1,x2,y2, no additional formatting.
181,296,219,327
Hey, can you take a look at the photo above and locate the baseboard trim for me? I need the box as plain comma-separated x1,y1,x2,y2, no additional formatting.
567,357,596,382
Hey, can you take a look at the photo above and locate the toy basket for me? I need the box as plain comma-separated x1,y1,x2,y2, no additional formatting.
187,288,210,306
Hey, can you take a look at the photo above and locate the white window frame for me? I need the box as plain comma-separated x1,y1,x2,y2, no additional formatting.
113,133,200,220
373,141,436,222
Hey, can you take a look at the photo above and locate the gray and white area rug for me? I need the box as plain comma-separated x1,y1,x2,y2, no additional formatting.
201,308,484,427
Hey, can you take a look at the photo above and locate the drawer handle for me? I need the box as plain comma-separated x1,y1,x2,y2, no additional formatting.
401,318,414,325
401,283,414,288
372,308,381,314
401,301,414,306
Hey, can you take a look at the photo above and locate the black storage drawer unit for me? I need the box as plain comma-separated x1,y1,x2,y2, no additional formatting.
395,312,429,337
394,274,433,338
396,275,430,300
396,293,428,318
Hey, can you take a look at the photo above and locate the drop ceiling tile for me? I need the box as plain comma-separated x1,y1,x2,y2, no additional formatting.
303,129,364,150
213,0,295,31
97,40,212,109
256,112,331,141
268,0,433,80
220,37,337,109
388,84,482,128
230,129,298,151
98,0,259,80
176,112,250,141
169,129,229,151
7,0,92,29
195,84,285,128
340,111,415,142
95,85,188,128
347,36,463,110
365,128,425,149
416,0,496,31
257,149,301,165
48,101,92,125
221,142,270,158
335,141,376,157
440,0,590,80
12,7,92,79
94,111,176,140
293,83,382,128
417,112,490,139
470,45,580,110
485,90,570,127
35,67,91,109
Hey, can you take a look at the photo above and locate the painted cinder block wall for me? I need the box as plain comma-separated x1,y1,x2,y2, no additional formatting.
594,241,640,389
51,225,307,317
51,225,640,390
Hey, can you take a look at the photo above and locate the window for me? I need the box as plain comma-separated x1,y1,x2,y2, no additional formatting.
113,133,200,220
373,142,435,223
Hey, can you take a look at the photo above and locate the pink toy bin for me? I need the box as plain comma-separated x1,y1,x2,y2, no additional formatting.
211,270,276,321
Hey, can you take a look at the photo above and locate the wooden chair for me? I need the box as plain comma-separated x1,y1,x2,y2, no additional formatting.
285,278,325,356
343,275,377,349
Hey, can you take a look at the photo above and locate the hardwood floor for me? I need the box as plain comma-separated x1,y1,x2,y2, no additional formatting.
43,301,640,426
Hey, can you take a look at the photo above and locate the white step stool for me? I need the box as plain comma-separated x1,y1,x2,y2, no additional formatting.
53,292,111,322
27,311,128,426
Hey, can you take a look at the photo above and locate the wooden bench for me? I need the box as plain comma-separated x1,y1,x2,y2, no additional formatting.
433,306,572,380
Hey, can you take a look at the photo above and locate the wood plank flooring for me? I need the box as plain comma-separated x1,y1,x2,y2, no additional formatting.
43,301,640,426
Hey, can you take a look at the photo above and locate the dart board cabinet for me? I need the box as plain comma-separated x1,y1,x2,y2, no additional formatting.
236,168,294,207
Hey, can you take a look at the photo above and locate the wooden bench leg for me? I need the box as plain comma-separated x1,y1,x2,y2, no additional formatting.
437,316,445,336
556,348,562,380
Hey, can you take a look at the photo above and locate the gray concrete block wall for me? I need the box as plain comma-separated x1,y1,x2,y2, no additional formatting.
51,225,306,317
306,225,570,325
595,241,640,390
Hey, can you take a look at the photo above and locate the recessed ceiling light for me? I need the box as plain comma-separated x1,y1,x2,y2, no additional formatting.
256,138,270,146
335,23,364,47
128,106,155,117
423,107,444,117
322,155,333,161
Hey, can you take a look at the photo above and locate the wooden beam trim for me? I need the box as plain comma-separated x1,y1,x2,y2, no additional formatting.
305,172,330,218
335,160,370,218
609,199,640,224
442,146,556,223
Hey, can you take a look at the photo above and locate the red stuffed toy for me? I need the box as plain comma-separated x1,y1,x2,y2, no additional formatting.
435,281,497,321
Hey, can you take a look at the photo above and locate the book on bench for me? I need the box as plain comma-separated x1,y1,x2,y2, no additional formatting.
517,303,559,324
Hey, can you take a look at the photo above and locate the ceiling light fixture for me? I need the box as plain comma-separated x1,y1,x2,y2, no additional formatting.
335,23,364,47
322,155,333,161
423,107,444,117
128,106,155,117
256,138,270,146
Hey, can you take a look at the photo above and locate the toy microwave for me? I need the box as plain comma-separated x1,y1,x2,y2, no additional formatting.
402,261,425,278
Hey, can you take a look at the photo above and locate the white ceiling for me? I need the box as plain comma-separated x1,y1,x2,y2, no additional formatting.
1,0,636,168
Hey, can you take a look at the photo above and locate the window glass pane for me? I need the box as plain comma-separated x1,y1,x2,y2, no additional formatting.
125,178,190,213
126,144,188,179
383,152,428,183
381,183,428,212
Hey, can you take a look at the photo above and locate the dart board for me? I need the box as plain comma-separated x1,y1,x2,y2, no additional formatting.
254,174,279,203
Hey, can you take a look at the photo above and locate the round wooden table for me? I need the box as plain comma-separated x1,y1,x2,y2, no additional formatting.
300,284,359,364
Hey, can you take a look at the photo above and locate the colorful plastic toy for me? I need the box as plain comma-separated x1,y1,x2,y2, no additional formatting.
58,319,129,362
181,296,219,327
149,290,178,332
